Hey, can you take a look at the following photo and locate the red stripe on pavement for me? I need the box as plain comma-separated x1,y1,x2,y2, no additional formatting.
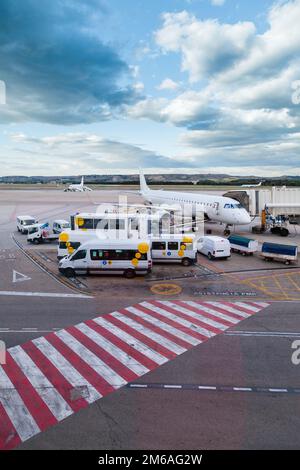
201,302,251,321
0,403,21,450
86,319,157,370
135,303,207,341
3,352,57,432
171,300,235,328
46,332,114,396
22,342,88,413
218,301,257,315
103,314,175,360
66,326,138,383
151,301,225,335
243,301,268,310
121,308,189,350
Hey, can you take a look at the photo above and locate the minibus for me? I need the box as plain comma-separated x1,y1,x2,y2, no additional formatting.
58,239,152,278
150,235,197,266
57,230,101,259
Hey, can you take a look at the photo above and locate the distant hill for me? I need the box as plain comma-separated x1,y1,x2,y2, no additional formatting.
0,174,300,186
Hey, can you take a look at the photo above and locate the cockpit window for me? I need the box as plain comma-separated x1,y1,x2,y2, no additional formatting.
224,203,243,209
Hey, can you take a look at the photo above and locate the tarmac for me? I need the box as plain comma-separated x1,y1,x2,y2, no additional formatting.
0,188,300,450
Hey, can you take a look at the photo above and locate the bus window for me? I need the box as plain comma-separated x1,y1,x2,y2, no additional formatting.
81,218,94,229
168,242,178,250
90,249,147,261
152,242,166,250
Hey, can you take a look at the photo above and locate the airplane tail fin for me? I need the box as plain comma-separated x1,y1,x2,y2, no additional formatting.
139,169,149,193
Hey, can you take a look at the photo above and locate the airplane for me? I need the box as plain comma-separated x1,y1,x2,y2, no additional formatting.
241,181,263,188
64,176,92,192
139,170,251,234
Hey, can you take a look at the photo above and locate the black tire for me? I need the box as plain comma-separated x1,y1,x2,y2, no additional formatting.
182,257,191,267
208,252,213,260
124,269,136,279
64,268,75,278
280,228,289,237
284,260,290,265
224,229,231,236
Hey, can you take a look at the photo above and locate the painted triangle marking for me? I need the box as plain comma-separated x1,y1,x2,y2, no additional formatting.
12,270,31,283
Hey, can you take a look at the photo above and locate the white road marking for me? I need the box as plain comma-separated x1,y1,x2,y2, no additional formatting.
206,301,250,318
93,317,168,365
0,291,92,298
112,311,186,355
155,301,225,333
225,331,300,338
75,323,149,376
32,337,102,403
9,345,74,422
12,270,31,284
56,329,127,388
0,365,40,442
127,306,199,347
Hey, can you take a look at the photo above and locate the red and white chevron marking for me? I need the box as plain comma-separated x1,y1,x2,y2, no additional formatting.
0,300,269,450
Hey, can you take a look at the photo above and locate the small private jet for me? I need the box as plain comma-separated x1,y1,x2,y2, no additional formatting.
64,176,92,192
139,170,251,234
241,181,263,188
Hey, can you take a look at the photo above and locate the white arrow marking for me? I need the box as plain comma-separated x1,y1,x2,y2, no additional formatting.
12,270,31,283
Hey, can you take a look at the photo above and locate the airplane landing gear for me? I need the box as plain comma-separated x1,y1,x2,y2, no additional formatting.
224,225,231,236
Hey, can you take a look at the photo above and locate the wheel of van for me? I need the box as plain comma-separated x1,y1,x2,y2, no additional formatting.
284,260,290,265
208,252,213,260
124,269,136,279
182,257,191,267
64,268,75,278
280,228,289,237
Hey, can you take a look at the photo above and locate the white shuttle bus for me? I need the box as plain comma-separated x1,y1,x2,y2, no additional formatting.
72,211,168,238
57,229,103,259
58,239,152,278
150,235,197,266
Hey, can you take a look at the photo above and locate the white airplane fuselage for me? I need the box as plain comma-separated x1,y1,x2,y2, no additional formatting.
66,176,92,192
140,180,251,226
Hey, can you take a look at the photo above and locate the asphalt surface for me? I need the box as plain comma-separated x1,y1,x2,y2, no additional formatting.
0,189,300,450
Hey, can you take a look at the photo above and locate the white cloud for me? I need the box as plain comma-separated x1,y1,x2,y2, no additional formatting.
155,11,255,82
124,1,300,173
157,78,180,91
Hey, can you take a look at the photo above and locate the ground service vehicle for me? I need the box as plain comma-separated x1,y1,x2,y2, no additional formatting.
17,215,38,234
27,223,59,244
228,234,258,256
53,220,70,234
58,239,152,278
261,242,298,265
197,235,231,260
150,235,196,266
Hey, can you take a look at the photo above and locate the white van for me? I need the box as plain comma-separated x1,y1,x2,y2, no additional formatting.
57,229,102,259
58,239,152,278
150,235,197,266
197,236,231,260
53,220,70,234
17,215,38,234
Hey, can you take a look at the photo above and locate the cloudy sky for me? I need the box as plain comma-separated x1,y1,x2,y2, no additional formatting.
0,0,300,176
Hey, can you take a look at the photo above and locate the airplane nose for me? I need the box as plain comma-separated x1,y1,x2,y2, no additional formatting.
241,210,251,224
